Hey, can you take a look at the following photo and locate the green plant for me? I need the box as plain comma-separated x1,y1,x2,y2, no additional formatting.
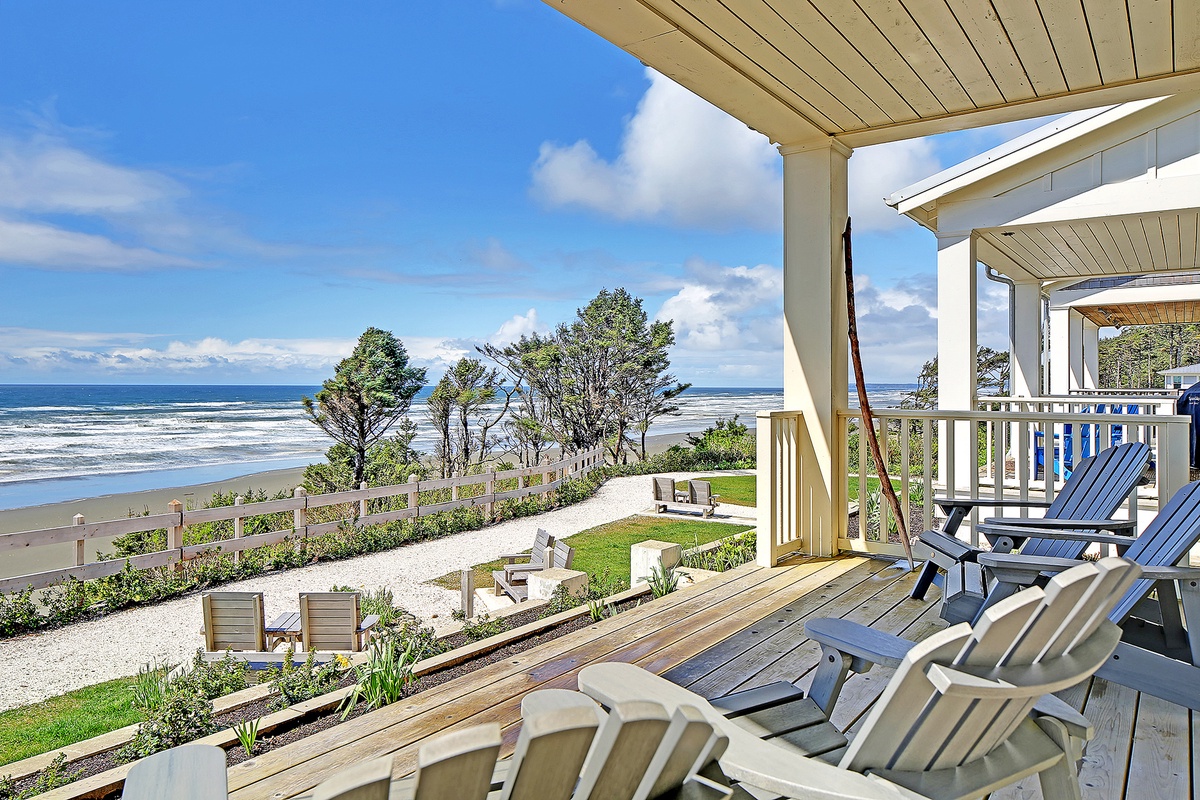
234,717,260,756
586,598,615,621
909,481,925,505
340,641,418,719
0,753,83,800
171,650,248,700
116,690,216,762
541,584,585,617
460,613,507,642
682,531,756,572
645,564,679,598
129,659,172,714
267,646,349,710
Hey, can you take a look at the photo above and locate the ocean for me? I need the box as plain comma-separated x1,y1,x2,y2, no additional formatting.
0,384,915,510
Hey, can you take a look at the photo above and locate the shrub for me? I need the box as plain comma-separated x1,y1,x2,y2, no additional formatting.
116,691,216,762
171,650,249,700
267,647,349,710
460,613,507,641
0,753,83,800
682,531,756,572
541,584,585,617
0,588,38,638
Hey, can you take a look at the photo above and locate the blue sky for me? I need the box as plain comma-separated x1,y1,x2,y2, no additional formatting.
0,1,1050,386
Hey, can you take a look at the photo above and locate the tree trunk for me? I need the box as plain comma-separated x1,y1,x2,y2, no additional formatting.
843,218,914,569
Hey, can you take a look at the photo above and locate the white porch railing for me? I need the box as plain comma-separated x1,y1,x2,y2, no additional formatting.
757,407,1191,565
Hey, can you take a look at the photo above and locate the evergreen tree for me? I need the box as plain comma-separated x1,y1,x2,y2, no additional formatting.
303,327,426,486
901,346,1010,409
1098,323,1200,389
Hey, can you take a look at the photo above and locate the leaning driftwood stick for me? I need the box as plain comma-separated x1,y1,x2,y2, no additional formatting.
843,218,914,570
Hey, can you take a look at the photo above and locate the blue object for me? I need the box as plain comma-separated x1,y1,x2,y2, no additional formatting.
1176,382,1200,470
1034,404,1141,479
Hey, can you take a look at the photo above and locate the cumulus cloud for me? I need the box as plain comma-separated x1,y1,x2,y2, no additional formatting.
532,70,782,230
492,308,544,344
0,217,197,271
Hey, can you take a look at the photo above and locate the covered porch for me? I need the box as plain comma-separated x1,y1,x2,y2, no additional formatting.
212,559,1191,799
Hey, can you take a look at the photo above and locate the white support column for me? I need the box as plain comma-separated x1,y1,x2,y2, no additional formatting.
1068,310,1085,391
1011,280,1042,397
1082,319,1100,389
937,234,977,495
1049,306,1072,395
772,139,850,560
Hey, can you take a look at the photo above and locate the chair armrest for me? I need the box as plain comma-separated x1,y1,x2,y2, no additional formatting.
980,517,1137,533
504,562,544,575
934,497,1052,512
976,524,1138,550
358,614,380,633
498,552,529,563
977,552,1084,584
1137,565,1200,581
1032,695,1093,741
804,617,913,670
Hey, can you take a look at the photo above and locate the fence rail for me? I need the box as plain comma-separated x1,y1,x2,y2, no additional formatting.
0,448,604,594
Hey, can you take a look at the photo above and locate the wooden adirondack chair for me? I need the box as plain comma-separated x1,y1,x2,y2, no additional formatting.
580,557,1140,800
200,591,267,652
495,541,576,603
122,744,227,800
653,477,687,513
687,481,721,518
299,592,379,652
313,688,732,800
911,441,1149,623
494,529,555,600
978,479,1200,710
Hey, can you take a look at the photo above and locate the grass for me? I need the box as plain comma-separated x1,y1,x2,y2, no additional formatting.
848,476,904,502
0,676,142,766
674,475,755,506
432,516,754,593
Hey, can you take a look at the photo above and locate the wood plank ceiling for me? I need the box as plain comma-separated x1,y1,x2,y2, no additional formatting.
981,209,1200,279
1077,300,1200,326
547,0,1200,145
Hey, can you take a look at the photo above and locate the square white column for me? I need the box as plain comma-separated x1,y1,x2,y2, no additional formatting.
1082,320,1100,389
1011,281,1042,397
936,234,978,495
773,140,850,559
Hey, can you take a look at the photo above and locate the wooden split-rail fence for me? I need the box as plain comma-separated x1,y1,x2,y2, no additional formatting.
0,448,604,595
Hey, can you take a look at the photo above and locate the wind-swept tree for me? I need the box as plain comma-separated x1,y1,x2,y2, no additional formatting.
303,327,426,486
427,357,513,477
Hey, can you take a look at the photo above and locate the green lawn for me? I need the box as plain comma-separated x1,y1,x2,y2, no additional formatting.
0,676,142,766
848,476,904,502
432,516,754,593
674,475,755,506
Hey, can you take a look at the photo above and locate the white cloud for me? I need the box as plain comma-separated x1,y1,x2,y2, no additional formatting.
0,217,196,271
492,308,543,344
532,70,782,230
848,138,941,232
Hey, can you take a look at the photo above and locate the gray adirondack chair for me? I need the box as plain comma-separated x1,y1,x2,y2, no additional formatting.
580,557,1140,800
978,479,1200,710
687,480,721,518
122,743,227,800
329,688,731,800
912,441,1149,623
495,541,576,604
494,529,555,601
201,591,267,652
299,592,379,652
653,477,686,513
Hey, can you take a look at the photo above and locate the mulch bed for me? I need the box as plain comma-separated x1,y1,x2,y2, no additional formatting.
847,502,936,544
7,599,638,799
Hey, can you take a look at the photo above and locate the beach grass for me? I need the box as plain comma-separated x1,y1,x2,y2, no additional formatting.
431,516,754,593
0,676,141,766
673,475,755,506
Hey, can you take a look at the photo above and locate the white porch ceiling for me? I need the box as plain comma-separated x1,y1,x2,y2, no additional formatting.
547,0,1200,146
981,208,1200,279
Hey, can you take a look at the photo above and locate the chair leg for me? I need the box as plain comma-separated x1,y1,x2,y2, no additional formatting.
808,646,854,716
910,560,939,600
1034,717,1083,800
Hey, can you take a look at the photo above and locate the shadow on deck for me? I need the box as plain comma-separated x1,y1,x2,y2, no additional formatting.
226,556,1194,800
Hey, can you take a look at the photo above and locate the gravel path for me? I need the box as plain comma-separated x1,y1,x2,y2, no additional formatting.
0,473,752,712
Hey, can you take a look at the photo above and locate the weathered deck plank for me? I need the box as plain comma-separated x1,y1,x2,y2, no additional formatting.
216,556,1191,800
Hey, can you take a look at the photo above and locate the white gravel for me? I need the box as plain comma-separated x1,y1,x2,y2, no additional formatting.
0,473,751,712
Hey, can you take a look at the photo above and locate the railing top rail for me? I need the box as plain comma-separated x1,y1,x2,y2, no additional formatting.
836,408,1192,424
981,394,1177,404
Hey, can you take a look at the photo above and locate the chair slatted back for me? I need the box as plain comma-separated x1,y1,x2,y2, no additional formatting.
413,724,501,800
550,540,574,570
842,558,1139,774
653,477,676,503
1023,442,1149,560
530,529,553,568
201,592,265,652
502,690,603,800
1110,480,1200,623
301,592,362,652
689,480,713,506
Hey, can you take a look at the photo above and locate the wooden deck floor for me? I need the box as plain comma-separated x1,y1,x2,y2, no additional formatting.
225,557,1196,800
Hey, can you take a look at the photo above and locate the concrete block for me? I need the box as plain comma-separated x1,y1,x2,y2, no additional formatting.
631,539,683,586
528,568,588,602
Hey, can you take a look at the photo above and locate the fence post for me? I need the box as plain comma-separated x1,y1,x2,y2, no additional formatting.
168,500,184,569
461,569,474,618
359,481,368,519
73,514,85,566
232,495,244,564
485,472,495,521
293,487,307,553
408,474,419,517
